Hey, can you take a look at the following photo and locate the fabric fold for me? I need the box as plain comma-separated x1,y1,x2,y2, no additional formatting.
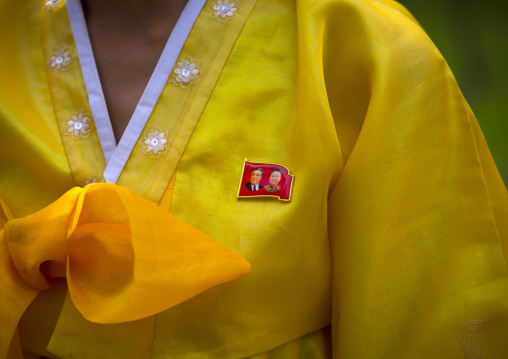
1,183,250,356
0,199,40,357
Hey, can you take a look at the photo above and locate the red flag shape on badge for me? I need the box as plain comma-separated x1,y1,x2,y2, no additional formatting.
237,159,294,201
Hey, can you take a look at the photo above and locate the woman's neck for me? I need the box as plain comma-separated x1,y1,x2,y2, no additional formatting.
82,0,189,29
81,0,189,143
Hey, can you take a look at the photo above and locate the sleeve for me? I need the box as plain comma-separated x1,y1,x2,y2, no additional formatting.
315,0,508,357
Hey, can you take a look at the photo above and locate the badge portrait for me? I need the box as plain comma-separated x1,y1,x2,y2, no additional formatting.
238,161,293,200
0,0,507,358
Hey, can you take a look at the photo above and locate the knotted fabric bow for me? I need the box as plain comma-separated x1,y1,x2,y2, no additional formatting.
0,184,250,353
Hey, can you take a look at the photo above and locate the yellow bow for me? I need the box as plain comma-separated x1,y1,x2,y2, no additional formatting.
0,184,250,354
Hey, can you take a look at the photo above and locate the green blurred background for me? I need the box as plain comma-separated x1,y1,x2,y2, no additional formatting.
399,0,508,186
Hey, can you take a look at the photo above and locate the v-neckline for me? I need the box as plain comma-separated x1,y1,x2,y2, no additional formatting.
66,0,207,183
41,0,258,202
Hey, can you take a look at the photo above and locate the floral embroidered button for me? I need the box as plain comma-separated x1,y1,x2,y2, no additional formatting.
47,45,73,72
169,56,202,88
64,110,94,139
140,127,170,158
43,0,62,10
80,176,103,187
209,0,240,22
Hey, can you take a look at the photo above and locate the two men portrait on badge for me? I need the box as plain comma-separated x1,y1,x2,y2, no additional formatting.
237,161,293,201
245,168,282,193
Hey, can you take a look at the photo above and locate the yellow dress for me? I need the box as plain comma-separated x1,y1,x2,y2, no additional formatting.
1,0,507,358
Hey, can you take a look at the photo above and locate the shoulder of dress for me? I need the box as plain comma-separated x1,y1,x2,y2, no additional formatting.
297,0,423,34
297,0,444,70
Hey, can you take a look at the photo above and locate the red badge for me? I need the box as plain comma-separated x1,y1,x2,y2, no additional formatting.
237,159,294,201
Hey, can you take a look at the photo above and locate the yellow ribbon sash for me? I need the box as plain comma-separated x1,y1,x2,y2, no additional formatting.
0,184,250,354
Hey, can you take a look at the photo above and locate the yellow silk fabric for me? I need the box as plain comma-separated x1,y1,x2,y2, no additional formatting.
1,0,508,358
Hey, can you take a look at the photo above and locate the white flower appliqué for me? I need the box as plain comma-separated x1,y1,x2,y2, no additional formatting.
64,110,94,139
169,56,202,88
80,176,103,187
140,127,170,158
43,0,62,11
48,45,73,72
209,0,240,22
